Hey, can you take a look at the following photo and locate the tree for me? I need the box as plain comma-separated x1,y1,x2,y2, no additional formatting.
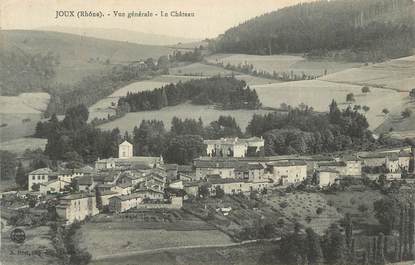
95,188,102,211
373,197,400,234
382,108,389,115
306,227,323,265
215,186,225,198
15,162,27,189
346,93,355,102
362,86,370,93
322,223,345,264
198,184,210,199
401,108,412,118
362,105,370,113
0,151,17,180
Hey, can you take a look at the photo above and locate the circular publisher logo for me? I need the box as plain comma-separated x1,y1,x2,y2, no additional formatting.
10,228,26,243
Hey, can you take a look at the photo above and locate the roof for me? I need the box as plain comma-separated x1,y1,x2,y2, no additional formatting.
60,193,95,200
194,159,241,169
40,179,60,186
100,190,118,196
29,168,52,175
111,193,142,201
135,188,164,194
178,165,193,173
204,137,263,146
399,151,411,157
116,182,132,189
74,165,95,174
164,164,178,171
268,160,307,167
318,169,340,173
318,161,347,167
120,140,133,146
77,175,94,185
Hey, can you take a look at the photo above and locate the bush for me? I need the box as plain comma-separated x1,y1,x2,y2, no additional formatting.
358,203,368,213
316,207,324,215
279,201,289,208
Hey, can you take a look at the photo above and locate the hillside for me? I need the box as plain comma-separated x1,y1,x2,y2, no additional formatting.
0,30,172,94
212,0,415,61
39,26,200,46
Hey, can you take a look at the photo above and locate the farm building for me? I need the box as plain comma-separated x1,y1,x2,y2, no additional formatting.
108,193,143,213
28,168,53,191
266,160,307,184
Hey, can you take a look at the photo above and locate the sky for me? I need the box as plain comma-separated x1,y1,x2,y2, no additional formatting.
1,0,316,39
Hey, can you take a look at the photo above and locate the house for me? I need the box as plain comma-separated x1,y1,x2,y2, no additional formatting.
204,137,264,158
39,179,70,194
56,193,99,224
342,156,362,176
267,160,307,185
207,177,270,195
398,151,411,171
184,182,199,197
235,163,266,182
113,182,133,195
116,171,144,187
169,180,184,190
317,169,339,187
164,164,179,180
99,190,118,207
194,158,239,180
134,188,164,201
28,168,53,191
77,175,96,192
108,193,143,213
385,155,400,173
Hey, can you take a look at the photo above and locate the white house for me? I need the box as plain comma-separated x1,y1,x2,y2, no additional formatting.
267,160,307,185
204,137,264,158
56,193,99,224
28,168,53,191
317,169,339,187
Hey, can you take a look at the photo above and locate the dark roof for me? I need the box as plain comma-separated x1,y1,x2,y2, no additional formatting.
318,161,347,167
178,165,193,173
194,159,240,169
164,164,179,170
77,175,94,185
318,169,340,173
110,193,142,201
60,193,95,200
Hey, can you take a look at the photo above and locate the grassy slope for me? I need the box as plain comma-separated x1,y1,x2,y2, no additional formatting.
1,30,172,86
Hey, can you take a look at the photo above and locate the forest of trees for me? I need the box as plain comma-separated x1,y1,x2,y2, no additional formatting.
212,0,415,62
118,76,261,111
170,47,203,62
246,100,377,155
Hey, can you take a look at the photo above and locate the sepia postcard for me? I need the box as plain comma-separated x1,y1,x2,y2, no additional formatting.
0,0,415,264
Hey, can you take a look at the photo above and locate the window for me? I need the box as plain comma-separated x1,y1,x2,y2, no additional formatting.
42,175,45,180
32,176,35,180
37,175,41,180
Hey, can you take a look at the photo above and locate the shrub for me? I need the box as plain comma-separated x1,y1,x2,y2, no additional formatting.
280,201,289,208
316,207,324,215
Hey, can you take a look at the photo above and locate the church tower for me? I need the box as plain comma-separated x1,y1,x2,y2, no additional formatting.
119,141,133,159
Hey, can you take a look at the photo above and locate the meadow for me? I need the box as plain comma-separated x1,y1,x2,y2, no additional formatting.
97,103,272,133
0,92,50,142
205,53,361,77
321,55,415,92
0,138,47,154
80,211,233,260
252,80,405,130
169,62,234,76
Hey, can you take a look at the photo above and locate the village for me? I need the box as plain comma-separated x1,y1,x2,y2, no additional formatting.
1,136,414,226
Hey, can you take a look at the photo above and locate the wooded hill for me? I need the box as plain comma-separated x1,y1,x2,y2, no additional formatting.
211,0,415,62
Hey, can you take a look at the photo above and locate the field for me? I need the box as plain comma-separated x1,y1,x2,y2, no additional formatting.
0,138,47,154
97,103,272,133
169,63,234,76
252,80,404,130
0,93,49,142
89,241,278,265
321,55,415,92
205,53,361,76
0,225,58,265
80,210,232,259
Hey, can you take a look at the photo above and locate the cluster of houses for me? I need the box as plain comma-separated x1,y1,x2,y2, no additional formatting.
23,137,415,224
